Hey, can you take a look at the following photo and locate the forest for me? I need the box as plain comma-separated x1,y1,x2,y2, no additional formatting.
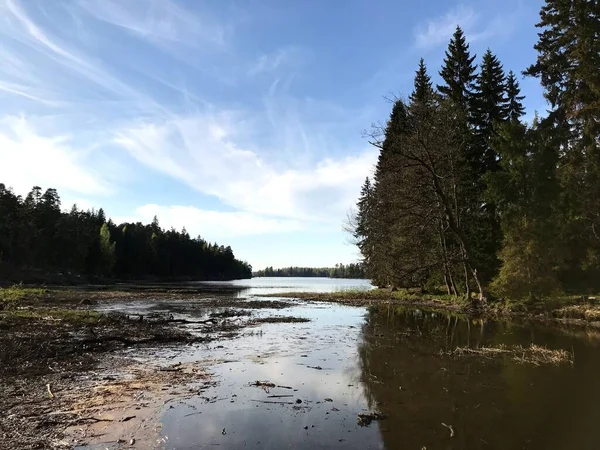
0,185,252,281
351,0,600,302
254,263,366,279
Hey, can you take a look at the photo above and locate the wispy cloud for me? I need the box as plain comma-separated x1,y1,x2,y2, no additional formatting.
248,46,310,77
414,5,478,50
115,111,377,223
0,0,376,242
77,0,231,49
414,3,522,50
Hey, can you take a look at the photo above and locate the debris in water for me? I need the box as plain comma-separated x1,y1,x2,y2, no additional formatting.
324,398,333,402
441,422,455,437
357,412,387,426
251,380,276,388
307,365,323,370
296,399,302,404
222,428,227,435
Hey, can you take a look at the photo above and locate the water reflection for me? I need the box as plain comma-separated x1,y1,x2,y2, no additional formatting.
159,305,382,449
358,306,600,449
204,277,374,297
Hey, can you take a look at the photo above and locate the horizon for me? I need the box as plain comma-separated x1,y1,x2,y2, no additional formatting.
0,0,547,269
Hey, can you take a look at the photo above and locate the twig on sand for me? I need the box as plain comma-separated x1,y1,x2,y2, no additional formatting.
46,384,54,399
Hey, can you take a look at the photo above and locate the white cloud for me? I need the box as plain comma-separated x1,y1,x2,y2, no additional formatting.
0,115,110,196
114,204,304,238
115,112,378,223
0,0,378,248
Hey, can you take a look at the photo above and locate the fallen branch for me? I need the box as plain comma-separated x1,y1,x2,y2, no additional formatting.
251,400,294,405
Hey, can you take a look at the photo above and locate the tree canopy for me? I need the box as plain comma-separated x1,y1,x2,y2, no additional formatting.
254,263,366,279
351,0,600,302
0,184,252,282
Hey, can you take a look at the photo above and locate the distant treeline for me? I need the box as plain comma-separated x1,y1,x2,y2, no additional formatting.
254,263,366,279
0,184,252,282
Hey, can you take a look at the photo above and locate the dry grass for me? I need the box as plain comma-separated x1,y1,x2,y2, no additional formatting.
266,288,462,308
444,343,574,366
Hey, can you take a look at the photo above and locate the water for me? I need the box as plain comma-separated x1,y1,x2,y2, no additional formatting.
106,278,600,449
205,276,374,296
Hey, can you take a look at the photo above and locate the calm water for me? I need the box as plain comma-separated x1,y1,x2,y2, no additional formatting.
204,276,375,295
107,278,600,449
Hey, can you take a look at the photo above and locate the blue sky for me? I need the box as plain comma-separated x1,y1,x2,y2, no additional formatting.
0,0,547,270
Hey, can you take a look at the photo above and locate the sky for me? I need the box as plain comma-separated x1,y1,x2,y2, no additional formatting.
0,0,548,270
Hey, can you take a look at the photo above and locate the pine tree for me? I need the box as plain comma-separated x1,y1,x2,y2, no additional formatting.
437,26,477,111
505,71,526,122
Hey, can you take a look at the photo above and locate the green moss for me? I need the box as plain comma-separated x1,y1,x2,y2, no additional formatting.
0,285,47,309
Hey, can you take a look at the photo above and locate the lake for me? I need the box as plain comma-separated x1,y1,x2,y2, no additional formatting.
103,278,600,449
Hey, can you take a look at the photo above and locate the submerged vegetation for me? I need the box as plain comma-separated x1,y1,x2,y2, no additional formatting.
350,1,600,303
0,184,252,282
443,344,574,366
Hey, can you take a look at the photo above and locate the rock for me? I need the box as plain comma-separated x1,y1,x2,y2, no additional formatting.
129,438,136,445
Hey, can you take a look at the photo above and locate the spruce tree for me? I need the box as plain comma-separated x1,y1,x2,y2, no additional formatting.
525,0,600,289
505,71,526,122
472,49,507,173
437,26,477,112
410,58,434,105
488,118,562,299
524,0,600,138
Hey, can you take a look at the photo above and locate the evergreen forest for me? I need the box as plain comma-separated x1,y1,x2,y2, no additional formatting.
352,1,600,302
254,263,366,279
0,184,252,282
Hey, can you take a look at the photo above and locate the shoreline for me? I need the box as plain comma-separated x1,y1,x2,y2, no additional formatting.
3,284,600,448
0,286,293,449
264,290,600,328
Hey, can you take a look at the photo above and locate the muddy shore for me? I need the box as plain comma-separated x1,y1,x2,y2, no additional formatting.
2,284,599,449
0,286,301,449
